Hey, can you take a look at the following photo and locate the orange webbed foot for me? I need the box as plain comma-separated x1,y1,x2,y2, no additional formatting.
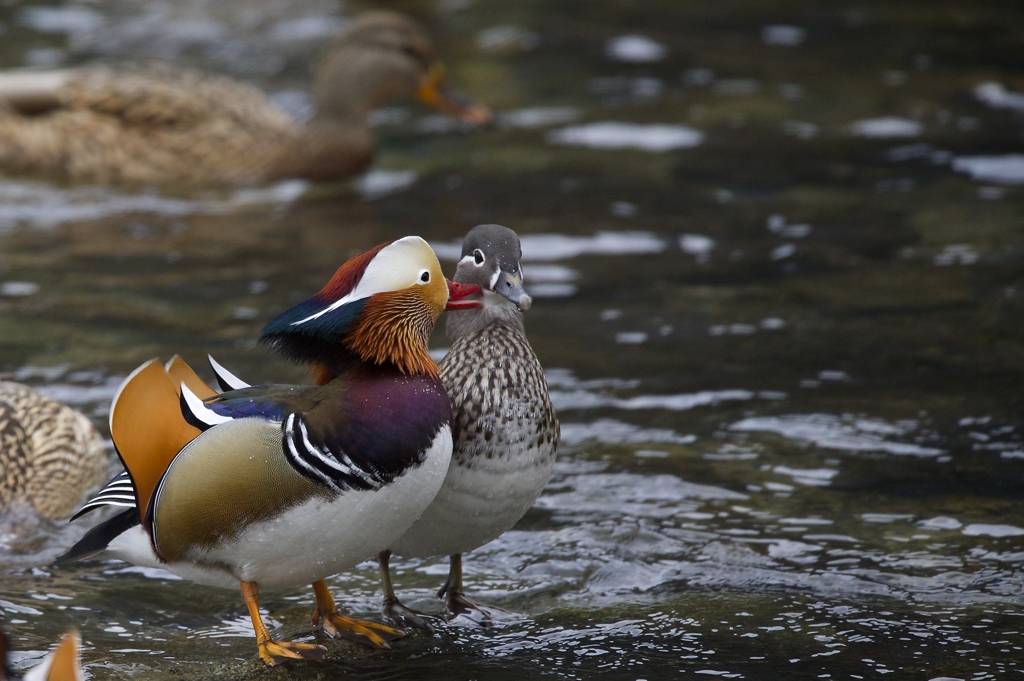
257,638,326,666
310,579,405,649
312,606,405,648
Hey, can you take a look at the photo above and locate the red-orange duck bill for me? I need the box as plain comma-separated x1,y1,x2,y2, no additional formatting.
446,280,483,309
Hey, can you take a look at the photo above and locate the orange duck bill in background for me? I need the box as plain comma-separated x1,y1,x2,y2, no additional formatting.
417,64,492,126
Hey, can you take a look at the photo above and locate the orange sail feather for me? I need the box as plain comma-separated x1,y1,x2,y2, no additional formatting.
108,358,205,522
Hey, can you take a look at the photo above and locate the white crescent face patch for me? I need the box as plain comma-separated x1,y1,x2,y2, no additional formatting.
291,236,443,326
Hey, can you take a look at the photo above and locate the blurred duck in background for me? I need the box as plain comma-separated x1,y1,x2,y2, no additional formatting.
0,382,107,521
0,11,490,187
0,627,83,681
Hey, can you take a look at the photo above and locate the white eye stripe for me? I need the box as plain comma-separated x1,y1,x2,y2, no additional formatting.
292,236,437,326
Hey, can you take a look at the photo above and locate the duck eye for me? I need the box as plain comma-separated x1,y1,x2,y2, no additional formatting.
419,270,430,283
473,249,485,265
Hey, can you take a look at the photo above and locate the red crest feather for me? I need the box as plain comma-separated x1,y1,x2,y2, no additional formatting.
317,241,390,301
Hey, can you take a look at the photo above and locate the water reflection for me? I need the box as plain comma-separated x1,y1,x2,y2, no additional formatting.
0,179,308,230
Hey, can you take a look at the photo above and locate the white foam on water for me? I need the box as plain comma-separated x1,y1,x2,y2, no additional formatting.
499,107,579,129
521,232,666,260
974,81,1024,113
550,382,756,412
861,513,914,523
934,244,980,266
0,282,40,297
536,471,747,520
767,539,821,561
761,25,806,46
850,117,923,138
732,414,945,457
269,14,347,43
558,419,696,446
919,517,962,530
355,169,417,199
0,179,309,229
779,517,833,526
0,599,43,616
605,35,667,63
476,25,540,52
952,155,1024,185
771,243,797,260
548,122,704,152
681,234,715,262
524,264,577,283
528,283,577,297
615,332,648,345
20,6,105,34
613,390,756,411
962,524,1024,538
772,465,839,487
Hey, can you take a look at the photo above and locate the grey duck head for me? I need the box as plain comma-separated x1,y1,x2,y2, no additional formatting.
453,224,532,310
445,224,533,340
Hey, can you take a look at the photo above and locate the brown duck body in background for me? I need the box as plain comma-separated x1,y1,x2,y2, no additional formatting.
0,382,107,520
0,12,489,187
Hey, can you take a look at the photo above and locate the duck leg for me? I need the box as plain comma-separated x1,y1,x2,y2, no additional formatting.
437,554,506,619
310,579,405,648
241,581,325,666
378,550,436,633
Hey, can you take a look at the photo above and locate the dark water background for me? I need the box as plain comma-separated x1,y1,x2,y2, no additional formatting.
1,0,1023,678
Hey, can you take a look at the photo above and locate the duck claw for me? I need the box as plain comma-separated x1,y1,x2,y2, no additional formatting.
383,597,437,633
257,639,326,666
313,607,405,648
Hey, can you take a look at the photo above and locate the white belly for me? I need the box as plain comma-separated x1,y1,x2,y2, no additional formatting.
389,442,552,558
105,427,452,590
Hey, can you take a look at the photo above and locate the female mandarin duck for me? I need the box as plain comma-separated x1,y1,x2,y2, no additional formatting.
60,236,482,666
0,382,107,520
0,12,489,186
377,224,560,627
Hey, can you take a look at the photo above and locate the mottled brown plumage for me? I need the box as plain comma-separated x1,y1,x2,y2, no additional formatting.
0,382,107,520
0,12,489,187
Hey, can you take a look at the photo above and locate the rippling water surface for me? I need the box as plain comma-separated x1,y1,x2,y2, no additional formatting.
1,0,1023,679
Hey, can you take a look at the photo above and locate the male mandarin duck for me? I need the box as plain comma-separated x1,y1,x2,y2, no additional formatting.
0,382,107,520
0,627,83,681
0,12,490,186
60,236,482,666
377,224,560,627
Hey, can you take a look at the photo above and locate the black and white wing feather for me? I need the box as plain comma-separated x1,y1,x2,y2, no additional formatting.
70,470,136,520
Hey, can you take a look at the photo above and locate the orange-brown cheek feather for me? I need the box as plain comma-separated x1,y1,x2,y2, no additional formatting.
343,290,440,377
